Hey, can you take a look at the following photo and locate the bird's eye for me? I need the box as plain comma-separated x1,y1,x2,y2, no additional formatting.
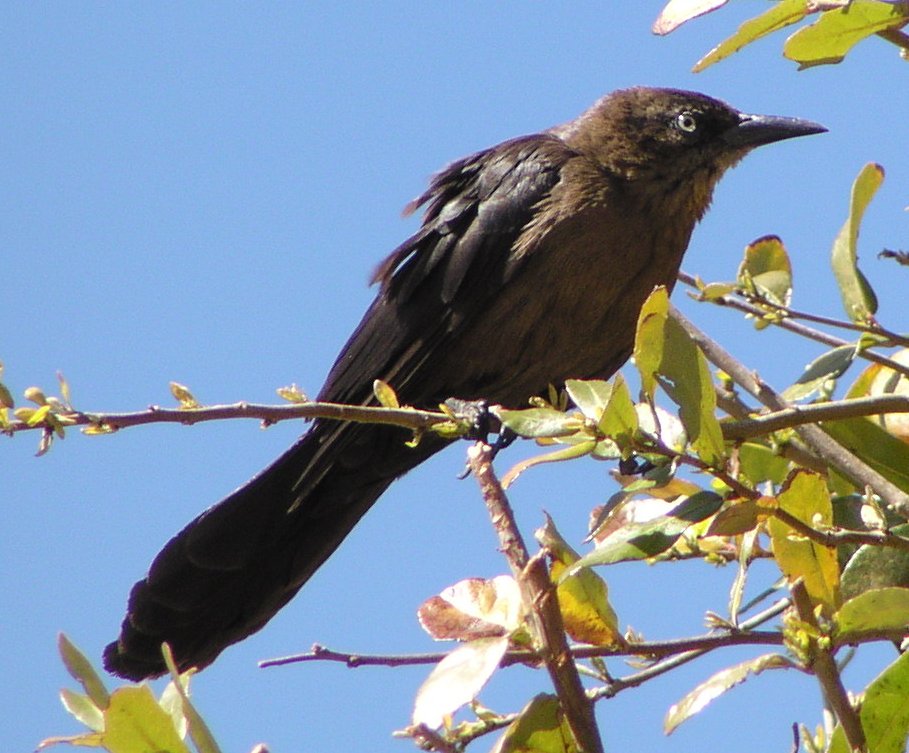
674,111,698,134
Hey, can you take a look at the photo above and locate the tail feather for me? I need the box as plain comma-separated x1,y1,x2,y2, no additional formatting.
103,420,447,680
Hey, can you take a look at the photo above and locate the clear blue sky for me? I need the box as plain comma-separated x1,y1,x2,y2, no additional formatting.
3,4,908,753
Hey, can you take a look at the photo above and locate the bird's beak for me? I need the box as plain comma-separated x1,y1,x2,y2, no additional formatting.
723,113,827,149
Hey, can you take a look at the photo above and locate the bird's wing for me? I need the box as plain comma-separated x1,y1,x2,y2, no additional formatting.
319,133,577,407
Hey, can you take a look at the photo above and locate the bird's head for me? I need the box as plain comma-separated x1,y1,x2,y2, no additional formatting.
552,87,825,218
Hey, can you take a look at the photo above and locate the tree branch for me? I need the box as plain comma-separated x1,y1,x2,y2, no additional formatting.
790,580,865,752
467,442,603,753
721,394,909,441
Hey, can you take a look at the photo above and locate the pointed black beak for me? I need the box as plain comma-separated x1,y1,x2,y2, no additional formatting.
723,112,827,149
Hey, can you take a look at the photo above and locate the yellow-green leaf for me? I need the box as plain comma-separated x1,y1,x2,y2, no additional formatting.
737,235,792,306
598,374,638,450
633,287,669,399
564,379,612,422
836,587,909,638
831,162,883,323
785,0,909,68
693,0,809,71
660,314,726,466
490,693,578,753
536,515,623,647
769,470,840,614
823,417,909,494
860,650,909,753
58,634,110,710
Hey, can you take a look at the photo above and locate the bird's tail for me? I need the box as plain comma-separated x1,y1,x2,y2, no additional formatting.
103,419,447,680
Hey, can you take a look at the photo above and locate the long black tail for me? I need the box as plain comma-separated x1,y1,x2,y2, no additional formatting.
103,419,447,680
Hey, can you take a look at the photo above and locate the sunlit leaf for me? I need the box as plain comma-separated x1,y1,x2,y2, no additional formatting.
769,470,840,614
59,689,104,733
653,0,730,35
412,637,509,729
494,407,583,439
418,576,523,641
660,314,726,466
831,162,883,323
785,0,909,68
564,379,612,422
634,287,669,399
490,693,578,753
58,634,110,710
738,235,792,306
860,650,909,753
537,515,623,646
835,587,909,638
665,653,793,733
693,0,810,71
597,374,638,449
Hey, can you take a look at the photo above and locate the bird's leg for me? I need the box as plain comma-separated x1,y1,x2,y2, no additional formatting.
444,397,516,477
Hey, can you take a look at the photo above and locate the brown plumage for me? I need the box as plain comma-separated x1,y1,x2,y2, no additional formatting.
104,87,824,680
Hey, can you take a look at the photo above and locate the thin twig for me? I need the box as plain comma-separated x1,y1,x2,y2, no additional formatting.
670,304,909,519
591,598,790,701
3,400,453,435
467,442,603,753
772,506,909,553
677,271,909,379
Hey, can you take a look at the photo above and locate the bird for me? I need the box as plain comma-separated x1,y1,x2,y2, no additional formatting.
104,87,825,680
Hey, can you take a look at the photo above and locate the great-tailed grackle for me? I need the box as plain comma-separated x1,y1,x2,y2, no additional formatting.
104,87,824,680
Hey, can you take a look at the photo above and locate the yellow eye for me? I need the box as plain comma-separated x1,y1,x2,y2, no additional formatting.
675,111,698,133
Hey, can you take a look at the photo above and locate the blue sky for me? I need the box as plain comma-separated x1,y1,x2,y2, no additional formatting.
3,4,908,753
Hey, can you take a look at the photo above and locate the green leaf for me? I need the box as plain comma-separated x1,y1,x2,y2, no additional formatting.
841,524,909,601
494,407,583,439
823,417,909,494
597,374,638,449
693,0,810,71
564,379,613,422
782,344,857,401
161,643,223,753
659,315,726,466
490,693,578,753
860,650,909,753
831,162,883,323
835,587,909,637
737,442,790,486
784,1,909,68
737,235,792,306
573,491,723,568
634,287,669,399
58,633,110,710
769,470,840,614
665,654,793,733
